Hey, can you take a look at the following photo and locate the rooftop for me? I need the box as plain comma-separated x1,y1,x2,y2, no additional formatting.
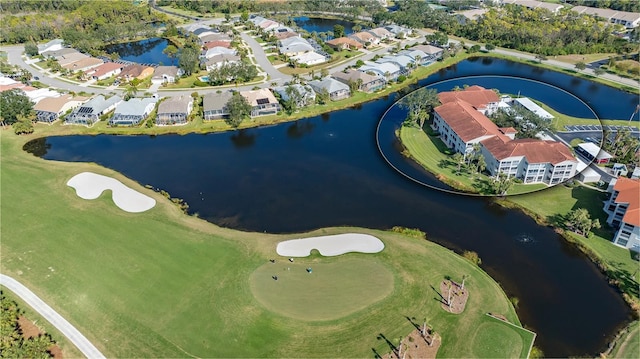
113,98,157,116
438,86,500,110
612,177,640,227
203,91,233,112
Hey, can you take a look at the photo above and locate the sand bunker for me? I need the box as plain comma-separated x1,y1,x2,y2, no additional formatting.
67,172,156,213
276,233,385,257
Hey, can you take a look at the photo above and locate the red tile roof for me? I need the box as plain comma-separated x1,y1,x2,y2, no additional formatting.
438,85,500,110
613,177,640,227
481,137,575,164
203,40,232,49
434,100,506,142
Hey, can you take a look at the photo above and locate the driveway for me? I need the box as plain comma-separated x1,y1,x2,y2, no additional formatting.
0,274,106,359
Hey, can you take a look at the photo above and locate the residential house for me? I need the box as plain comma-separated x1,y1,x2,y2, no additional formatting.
86,62,125,81
203,40,232,50
272,84,316,107
325,37,363,51
575,142,613,164
203,46,237,59
65,95,122,126
359,61,401,81
278,36,314,56
151,66,183,84
34,94,89,123
331,69,385,92
55,50,88,67
410,45,444,64
376,54,415,74
240,89,280,117
258,19,281,32
41,47,77,59
308,78,351,101
0,77,25,92
203,54,240,71
199,33,232,45
21,87,61,104
117,64,155,82
193,27,216,37
384,24,413,37
290,51,327,66
571,5,640,28
398,49,429,65
109,98,157,126
349,31,379,47
502,0,564,14
202,91,233,120
156,96,193,125
367,27,393,41
274,31,299,40
37,39,64,54
62,57,104,72
604,177,640,251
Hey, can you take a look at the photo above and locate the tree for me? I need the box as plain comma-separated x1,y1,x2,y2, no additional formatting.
163,44,178,60
575,61,587,71
0,89,34,125
24,42,39,57
226,92,251,128
485,43,495,51
593,67,606,76
461,274,468,290
316,88,330,105
492,173,515,196
462,251,481,265
333,24,345,38
452,152,465,174
178,47,199,76
124,83,138,100
13,114,34,135
468,44,481,53
241,10,249,22
535,54,547,63
399,88,440,128
282,85,302,115
475,155,486,174
565,208,601,237
352,24,362,33
347,78,362,93
354,59,364,68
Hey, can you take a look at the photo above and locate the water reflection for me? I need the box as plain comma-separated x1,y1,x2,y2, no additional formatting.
230,129,256,149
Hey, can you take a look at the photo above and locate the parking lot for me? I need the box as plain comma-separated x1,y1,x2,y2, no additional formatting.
563,124,639,133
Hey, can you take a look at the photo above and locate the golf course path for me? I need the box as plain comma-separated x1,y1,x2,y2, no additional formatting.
0,274,106,359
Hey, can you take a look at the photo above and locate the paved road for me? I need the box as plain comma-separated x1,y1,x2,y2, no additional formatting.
0,274,106,359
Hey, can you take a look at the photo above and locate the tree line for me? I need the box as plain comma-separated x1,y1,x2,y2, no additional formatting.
0,291,56,358
1,1,166,55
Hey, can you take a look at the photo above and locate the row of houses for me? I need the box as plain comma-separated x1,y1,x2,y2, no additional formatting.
183,24,244,72
431,86,578,186
500,0,640,28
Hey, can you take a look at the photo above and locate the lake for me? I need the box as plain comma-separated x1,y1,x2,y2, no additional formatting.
293,16,356,36
102,37,176,66
30,58,637,357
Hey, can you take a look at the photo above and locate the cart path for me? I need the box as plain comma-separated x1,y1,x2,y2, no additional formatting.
0,274,106,359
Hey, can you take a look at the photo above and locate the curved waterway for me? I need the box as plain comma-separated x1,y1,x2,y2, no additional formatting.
30,58,636,357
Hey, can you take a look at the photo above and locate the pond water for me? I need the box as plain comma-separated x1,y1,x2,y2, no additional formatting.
102,37,176,66
293,16,356,36
29,58,637,357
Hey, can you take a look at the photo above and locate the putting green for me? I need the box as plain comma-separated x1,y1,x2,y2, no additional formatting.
471,321,524,358
249,257,394,321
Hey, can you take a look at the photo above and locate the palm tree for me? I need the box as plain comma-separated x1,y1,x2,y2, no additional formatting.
446,281,453,311
452,152,464,174
461,274,468,290
124,83,138,100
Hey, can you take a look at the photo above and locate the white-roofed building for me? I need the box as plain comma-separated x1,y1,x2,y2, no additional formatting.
359,61,401,81
272,84,316,108
376,54,415,74
66,95,122,126
278,36,314,56
37,39,64,54
575,142,613,164
308,78,351,101
202,47,237,59
109,98,157,126
398,49,429,65
290,51,327,66
512,97,554,120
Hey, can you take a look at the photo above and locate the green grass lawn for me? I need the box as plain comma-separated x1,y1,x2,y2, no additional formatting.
399,125,549,195
1,130,525,358
250,257,394,321
469,315,535,358
612,320,640,359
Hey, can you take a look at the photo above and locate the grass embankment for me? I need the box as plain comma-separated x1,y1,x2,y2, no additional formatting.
1,130,527,357
399,125,546,195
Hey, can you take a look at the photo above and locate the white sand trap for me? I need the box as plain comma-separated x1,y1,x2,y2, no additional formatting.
276,233,385,257
67,172,156,213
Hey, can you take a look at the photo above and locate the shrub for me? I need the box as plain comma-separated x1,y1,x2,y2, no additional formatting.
193,80,208,87
462,251,481,266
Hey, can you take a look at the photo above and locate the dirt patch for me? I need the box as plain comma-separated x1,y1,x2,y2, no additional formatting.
439,279,469,314
17,316,64,358
381,328,441,359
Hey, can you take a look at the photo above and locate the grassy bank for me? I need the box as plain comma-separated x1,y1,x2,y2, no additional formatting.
0,129,526,357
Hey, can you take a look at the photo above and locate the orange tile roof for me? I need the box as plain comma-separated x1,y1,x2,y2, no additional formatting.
326,37,363,48
613,177,640,227
434,100,506,142
438,85,500,110
87,62,124,78
481,137,575,164
203,40,231,49
0,83,25,92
